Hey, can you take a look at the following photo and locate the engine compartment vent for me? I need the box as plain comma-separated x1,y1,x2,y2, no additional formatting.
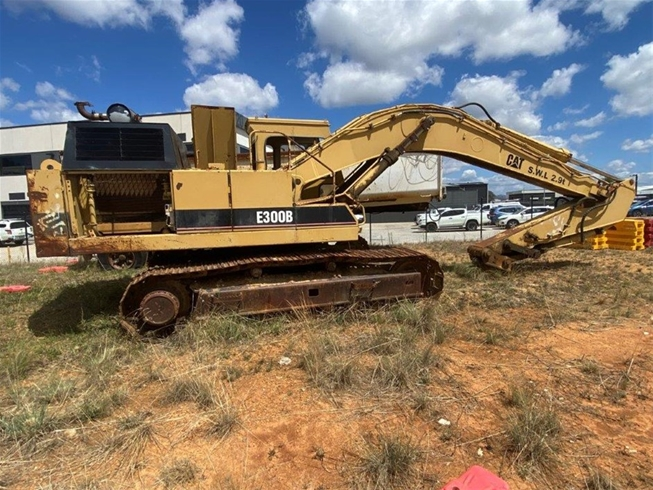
75,126,165,161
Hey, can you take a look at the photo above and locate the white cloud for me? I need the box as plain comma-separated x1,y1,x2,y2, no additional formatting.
461,169,480,181
534,134,569,148
6,0,244,75
183,73,279,115
4,0,152,28
304,62,443,108
622,135,653,153
34,81,74,101
179,0,244,73
547,121,569,132
540,0,648,30
585,0,651,31
13,81,83,123
570,131,602,144
440,159,469,176
563,104,589,115
537,63,585,98
0,118,15,127
486,174,524,195
574,111,606,128
28,104,82,124
601,42,653,117
448,72,541,135
302,0,578,107
15,62,32,73
0,77,20,110
606,159,637,177
85,55,103,82
145,0,186,26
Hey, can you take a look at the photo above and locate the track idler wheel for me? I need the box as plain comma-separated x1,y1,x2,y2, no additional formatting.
120,280,191,335
390,257,444,298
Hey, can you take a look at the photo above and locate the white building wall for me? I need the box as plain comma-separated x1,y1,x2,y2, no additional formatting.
0,176,27,201
0,123,67,154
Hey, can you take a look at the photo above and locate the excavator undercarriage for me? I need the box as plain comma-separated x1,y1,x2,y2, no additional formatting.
119,244,443,335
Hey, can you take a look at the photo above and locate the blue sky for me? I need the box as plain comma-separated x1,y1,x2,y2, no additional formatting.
0,0,651,193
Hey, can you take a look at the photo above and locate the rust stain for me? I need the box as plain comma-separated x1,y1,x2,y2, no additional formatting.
28,191,49,201
36,237,70,257
69,236,148,255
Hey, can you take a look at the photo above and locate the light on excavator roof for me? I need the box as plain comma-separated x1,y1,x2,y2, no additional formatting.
107,103,141,123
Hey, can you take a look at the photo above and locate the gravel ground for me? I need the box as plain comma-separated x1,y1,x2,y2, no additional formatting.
361,221,501,246
0,223,502,265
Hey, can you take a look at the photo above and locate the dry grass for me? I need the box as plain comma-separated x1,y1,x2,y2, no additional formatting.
505,402,561,476
160,376,216,409
584,467,620,490
159,458,200,488
101,411,160,472
0,244,651,488
350,433,422,489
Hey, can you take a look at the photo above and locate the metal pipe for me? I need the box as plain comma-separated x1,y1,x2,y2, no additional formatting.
349,116,435,199
75,101,109,121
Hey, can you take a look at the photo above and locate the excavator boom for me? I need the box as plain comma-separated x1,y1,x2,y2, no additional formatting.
283,103,635,269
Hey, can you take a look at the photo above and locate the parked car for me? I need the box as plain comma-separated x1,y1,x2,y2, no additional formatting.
415,207,450,227
0,219,30,245
421,208,490,232
627,198,653,217
489,204,527,225
471,200,523,215
497,206,554,228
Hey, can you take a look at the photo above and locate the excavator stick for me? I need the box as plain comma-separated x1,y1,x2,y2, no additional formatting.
467,180,637,270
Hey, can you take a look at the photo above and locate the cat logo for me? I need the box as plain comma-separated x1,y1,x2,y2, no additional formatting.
506,154,524,170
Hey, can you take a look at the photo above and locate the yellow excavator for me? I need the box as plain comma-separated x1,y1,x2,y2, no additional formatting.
27,101,636,334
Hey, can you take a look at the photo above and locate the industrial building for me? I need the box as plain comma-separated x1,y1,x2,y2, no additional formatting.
0,111,250,220
507,189,559,207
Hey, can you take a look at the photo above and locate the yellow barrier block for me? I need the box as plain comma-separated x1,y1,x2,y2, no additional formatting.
608,237,645,245
610,219,645,231
609,243,645,251
570,234,609,250
606,231,644,240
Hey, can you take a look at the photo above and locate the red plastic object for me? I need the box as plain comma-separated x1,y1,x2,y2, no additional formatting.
38,266,69,273
440,465,509,490
644,218,653,248
0,285,32,293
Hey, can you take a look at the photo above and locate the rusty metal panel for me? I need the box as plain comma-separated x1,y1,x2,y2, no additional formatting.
27,169,72,257
194,272,422,315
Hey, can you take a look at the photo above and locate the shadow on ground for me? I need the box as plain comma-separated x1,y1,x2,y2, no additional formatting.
28,277,131,336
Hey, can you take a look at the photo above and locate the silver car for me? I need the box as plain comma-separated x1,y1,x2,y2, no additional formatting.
0,219,30,245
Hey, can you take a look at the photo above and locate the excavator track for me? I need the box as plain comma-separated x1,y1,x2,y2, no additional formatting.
118,247,443,336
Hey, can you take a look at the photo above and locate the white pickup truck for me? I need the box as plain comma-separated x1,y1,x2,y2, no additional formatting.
419,208,491,232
